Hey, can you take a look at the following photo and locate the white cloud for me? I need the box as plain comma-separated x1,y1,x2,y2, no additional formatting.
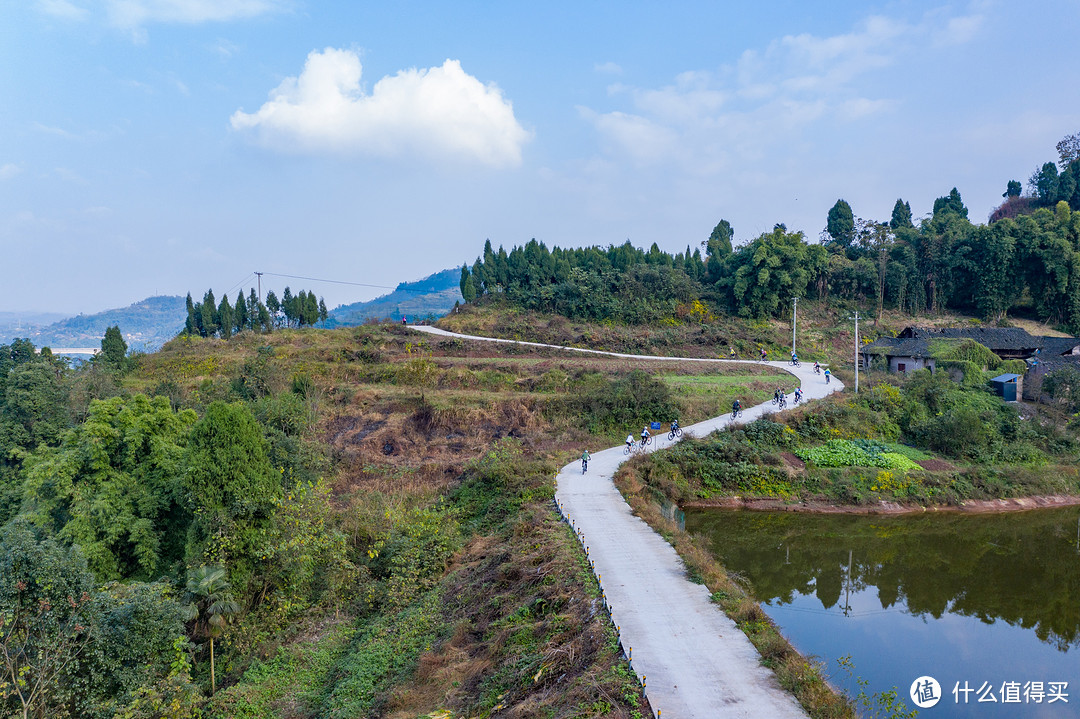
105,0,286,28
594,61,623,75
0,164,22,180
231,48,531,168
213,38,241,59
37,0,89,20
36,0,285,29
54,167,87,183
33,122,78,139
581,8,982,172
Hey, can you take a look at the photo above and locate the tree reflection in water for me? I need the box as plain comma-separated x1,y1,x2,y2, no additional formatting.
685,507,1080,651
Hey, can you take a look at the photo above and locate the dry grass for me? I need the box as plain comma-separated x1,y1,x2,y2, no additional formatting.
385,507,650,719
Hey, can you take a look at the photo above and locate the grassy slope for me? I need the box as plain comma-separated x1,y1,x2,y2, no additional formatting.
436,298,1015,375
123,323,815,718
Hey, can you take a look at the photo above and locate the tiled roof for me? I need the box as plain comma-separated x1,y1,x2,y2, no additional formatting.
897,326,1040,351
864,326,1080,358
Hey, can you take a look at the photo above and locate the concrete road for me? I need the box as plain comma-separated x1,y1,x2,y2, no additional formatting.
411,325,844,718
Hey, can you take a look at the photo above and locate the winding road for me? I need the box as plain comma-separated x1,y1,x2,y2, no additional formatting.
411,325,844,718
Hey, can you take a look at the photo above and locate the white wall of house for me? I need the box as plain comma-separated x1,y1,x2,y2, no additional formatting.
888,356,934,373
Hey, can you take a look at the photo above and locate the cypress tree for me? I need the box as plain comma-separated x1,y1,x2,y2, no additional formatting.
282,287,294,327
218,294,233,339
265,291,280,328
234,291,248,334
248,289,259,328
200,290,217,338
184,293,196,336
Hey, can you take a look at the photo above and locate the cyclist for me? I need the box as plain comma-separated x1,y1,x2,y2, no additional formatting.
814,361,821,374
640,425,650,447
791,352,799,366
625,434,635,452
760,348,768,361
581,449,590,474
732,398,742,417
773,387,782,404
729,347,736,359
778,390,787,409
670,418,681,434
794,387,803,404
824,368,831,384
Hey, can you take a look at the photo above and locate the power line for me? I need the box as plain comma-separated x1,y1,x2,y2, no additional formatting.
223,272,255,297
256,271,436,294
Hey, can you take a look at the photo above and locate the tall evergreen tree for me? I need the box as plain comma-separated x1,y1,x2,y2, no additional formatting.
281,287,294,327
826,199,855,246
248,289,259,327
200,290,218,338
890,199,913,229
459,266,477,302
265,290,279,327
184,293,196,335
234,291,248,333
218,295,234,339
318,298,329,324
932,188,969,219
100,325,127,367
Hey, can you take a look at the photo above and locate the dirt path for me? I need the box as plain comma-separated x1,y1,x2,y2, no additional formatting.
411,325,842,718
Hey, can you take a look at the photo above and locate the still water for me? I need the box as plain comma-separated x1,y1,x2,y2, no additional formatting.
684,507,1080,718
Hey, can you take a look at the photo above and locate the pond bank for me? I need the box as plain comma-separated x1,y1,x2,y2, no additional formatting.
680,493,1080,514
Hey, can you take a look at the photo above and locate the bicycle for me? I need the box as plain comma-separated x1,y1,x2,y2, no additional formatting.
730,407,744,420
793,393,802,405
814,365,822,375
581,458,588,474
667,426,683,440
778,397,787,410
791,358,801,367
623,443,635,455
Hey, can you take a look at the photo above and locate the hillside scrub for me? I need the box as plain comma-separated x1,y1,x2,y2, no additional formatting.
4,326,684,716
623,371,1080,509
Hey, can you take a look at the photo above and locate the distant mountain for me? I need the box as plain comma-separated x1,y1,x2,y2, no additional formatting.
2,296,188,353
328,268,463,326
0,311,70,342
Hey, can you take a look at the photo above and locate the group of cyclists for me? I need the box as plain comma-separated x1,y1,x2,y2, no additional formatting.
579,352,832,473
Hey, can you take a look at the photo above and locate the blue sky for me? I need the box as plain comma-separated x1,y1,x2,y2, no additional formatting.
2,0,1078,313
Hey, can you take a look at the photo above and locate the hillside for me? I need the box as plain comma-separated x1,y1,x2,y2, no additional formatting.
3,295,187,352
0,310,69,343
327,267,463,325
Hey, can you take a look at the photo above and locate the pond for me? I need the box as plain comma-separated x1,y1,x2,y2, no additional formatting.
684,506,1080,718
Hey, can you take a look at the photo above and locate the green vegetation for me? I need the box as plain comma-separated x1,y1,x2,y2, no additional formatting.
3,326,671,718
624,370,1080,508
184,285,328,338
458,135,1080,331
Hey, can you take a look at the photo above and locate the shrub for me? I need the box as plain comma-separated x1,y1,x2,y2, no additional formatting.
1043,365,1080,413
569,369,678,434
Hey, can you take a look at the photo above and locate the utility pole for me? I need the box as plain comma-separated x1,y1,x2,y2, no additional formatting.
848,311,861,393
791,297,799,357
255,272,263,304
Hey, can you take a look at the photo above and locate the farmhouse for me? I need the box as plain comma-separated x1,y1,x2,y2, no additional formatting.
860,326,1080,375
